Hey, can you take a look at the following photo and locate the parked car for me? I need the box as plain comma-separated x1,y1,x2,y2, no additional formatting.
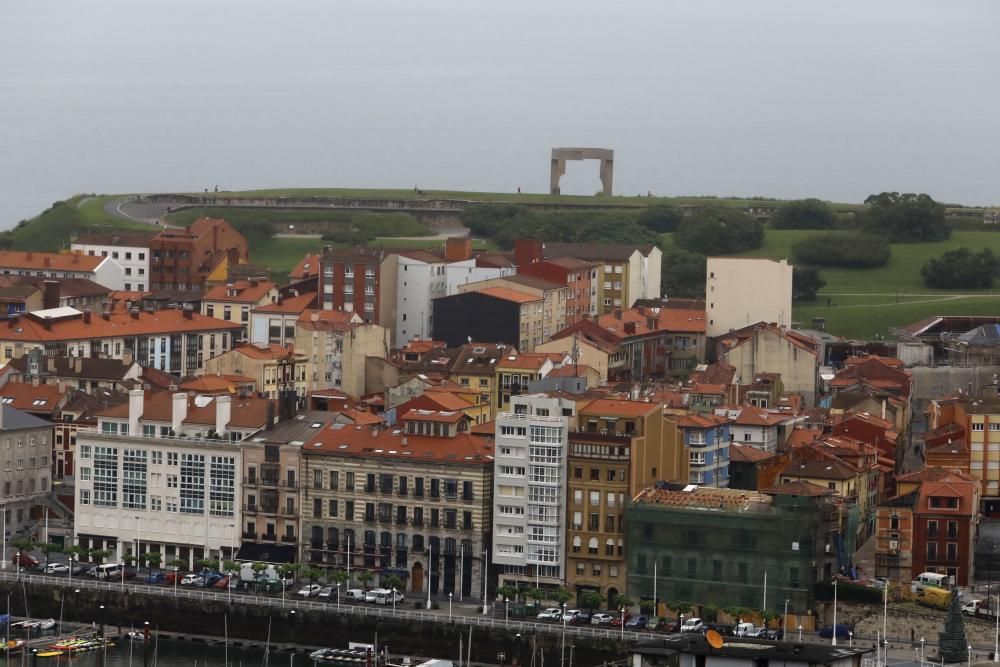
212,576,231,590
660,619,682,633
611,612,631,627
345,588,366,602
763,629,784,640
375,589,404,605
145,572,166,585
71,563,92,576
572,611,593,626
681,618,704,633
180,574,203,586
43,562,69,574
708,624,734,637
297,584,322,598
318,586,334,600
818,624,853,640
536,608,562,621
591,613,614,626
735,622,757,637
625,615,649,630
561,609,581,623
11,553,39,569
123,568,138,581
364,589,383,603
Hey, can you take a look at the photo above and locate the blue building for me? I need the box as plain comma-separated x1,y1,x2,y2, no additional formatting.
677,413,732,487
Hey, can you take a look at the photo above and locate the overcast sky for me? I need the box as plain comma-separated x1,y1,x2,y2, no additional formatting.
1,0,998,225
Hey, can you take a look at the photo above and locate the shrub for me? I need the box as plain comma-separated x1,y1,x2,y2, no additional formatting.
793,265,826,301
861,192,950,242
673,208,764,255
922,247,1000,289
792,232,890,268
661,247,707,298
637,205,684,233
770,198,837,229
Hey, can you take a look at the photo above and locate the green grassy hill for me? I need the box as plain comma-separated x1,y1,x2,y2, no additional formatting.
2,195,150,251
695,229,1000,339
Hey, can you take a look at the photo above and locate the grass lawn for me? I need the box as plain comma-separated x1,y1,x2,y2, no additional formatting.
6,195,151,251
191,187,865,213
689,229,1000,338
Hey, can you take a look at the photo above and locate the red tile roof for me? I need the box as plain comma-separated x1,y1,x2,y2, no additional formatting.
304,423,493,464
580,398,659,418
232,343,298,361
476,286,541,304
676,413,730,429
289,254,322,280
96,390,272,430
295,309,363,331
0,250,104,272
0,309,240,342
202,280,275,304
400,409,467,424
497,353,558,370
733,407,788,427
253,292,316,314
730,443,775,463
0,382,65,413
762,480,836,497
597,307,706,337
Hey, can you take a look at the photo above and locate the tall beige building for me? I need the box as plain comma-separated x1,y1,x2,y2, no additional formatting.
0,406,54,537
705,258,793,337
294,315,389,398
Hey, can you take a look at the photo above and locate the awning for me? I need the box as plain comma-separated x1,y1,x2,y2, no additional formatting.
234,543,297,564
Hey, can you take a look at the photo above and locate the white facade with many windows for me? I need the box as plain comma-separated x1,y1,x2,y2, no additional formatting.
492,394,574,592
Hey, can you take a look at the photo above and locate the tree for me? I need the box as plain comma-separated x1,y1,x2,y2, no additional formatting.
301,567,323,585
575,216,660,246
497,585,519,602
638,205,684,233
39,542,61,565
278,563,299,583
701,603,719,622
168,558,186,571
122,555,137,567
330,569,349,586
551,587,573,606
792,232,891,268
357,570,374,591
673,208,764,255
383,574,404,592
861,192,949,242
194,558,215,572
12,538,34,553
792,265,826,301
660,247,707,298
222,560,239,575
668,600,693,615
145,552,163,570
639,599,656,615
922,248,1000,289
770,198,837,230
615,593,634,610
90,549,110,565
526,588,545,607
579,591,604,610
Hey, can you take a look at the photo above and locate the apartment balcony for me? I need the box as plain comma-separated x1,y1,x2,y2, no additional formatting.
260,534,277,543
243,477,258,488
280,535,298,544
241,531,257,540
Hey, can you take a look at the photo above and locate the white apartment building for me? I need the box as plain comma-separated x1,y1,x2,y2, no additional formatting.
705,257,793,337
71,231,155,292
0,406,54,539
381,249,512,346
73,389,271,569
493,394,575,592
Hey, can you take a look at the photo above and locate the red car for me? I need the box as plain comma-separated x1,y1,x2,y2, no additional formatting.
610,612,631,627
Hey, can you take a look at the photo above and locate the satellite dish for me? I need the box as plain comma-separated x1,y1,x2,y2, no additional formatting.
705,629,724,649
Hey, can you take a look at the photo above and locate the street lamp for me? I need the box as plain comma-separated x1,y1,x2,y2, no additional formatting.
505,597,510,623
449,592,453,622
797,624,803,642
849,630,853,647
561,603,568,667
392,587,397,612
831,580,839,646
783,598,789,639
969,645,973,667
921,637,926,667
336,583,341,608
620,606,626,641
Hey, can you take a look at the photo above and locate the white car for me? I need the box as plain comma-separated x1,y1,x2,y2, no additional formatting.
365,588,386,603
562,609,581,623
318,586,334,600
681,618,704,633
591,613,614,626
43,562,70,574
536,608,562,621
180,574,202,586
297,584,322,598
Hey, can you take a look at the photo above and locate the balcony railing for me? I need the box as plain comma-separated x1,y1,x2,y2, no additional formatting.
280,535,297,544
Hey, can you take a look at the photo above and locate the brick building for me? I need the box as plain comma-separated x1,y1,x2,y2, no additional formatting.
318,246,384,323
149,217,249,291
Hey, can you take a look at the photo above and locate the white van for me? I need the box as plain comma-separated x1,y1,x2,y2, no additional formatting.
735,622,757,637
912,572,949,593
375,589,404,605
345,588,366,601
92,563,122,580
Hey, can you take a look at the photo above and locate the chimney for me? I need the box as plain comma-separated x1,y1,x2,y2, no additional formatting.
647,317,657,331
614,309,623,320
183,305,193,320
249,279,259,288
266,401,276,430
43,257,51,268
42,280,60,310
130,308,140,320
624,322,637,335
122,348,134,366
128,388,144,435
83,309,92,325
445,237,473,262
171,392,187,435
310,311,320,322
101,309,110,321
637,307,645,316
6,314,19,329
514,239,544,267
215,395,232,436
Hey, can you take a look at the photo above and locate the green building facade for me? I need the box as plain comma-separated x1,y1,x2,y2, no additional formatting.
626,487,842,615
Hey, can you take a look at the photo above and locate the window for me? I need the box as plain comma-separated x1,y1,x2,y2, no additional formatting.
927,520,938,538
947,543,958,562
890,514,900,530
927,543,938,560
973,423,985,432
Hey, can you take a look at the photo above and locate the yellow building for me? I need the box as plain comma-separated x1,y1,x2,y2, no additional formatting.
565,398,687,604
201,280,278,341
493,352,565,415
445,343,512,421
204,343,308,400
293,311,388,398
